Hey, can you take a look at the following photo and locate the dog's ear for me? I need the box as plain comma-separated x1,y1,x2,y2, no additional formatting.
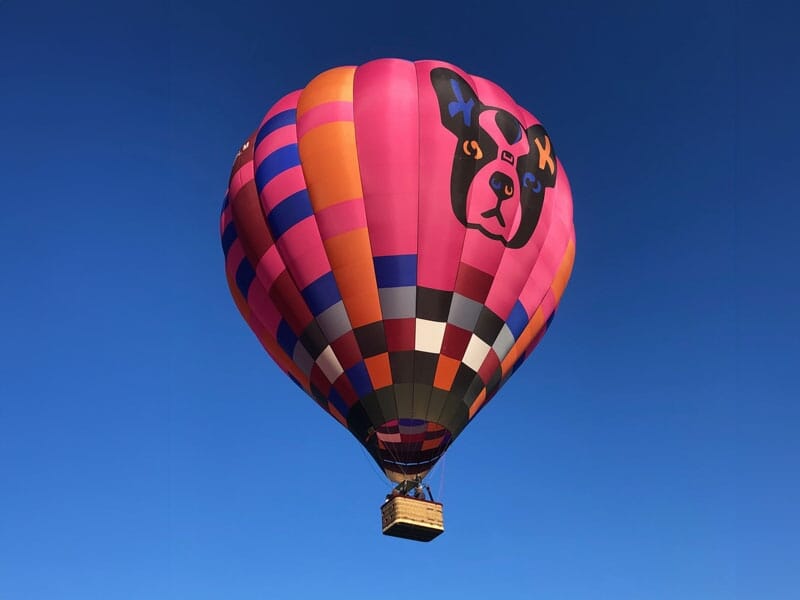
520,124,558,190
430,67,481,138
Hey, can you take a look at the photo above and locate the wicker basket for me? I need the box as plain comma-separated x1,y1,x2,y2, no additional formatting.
381,495,444,542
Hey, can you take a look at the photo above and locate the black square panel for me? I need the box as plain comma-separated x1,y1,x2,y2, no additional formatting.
473,306,505,345
416,288,453,322
353,321,388,357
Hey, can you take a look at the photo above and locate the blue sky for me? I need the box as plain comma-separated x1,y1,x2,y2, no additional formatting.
1,1,798,598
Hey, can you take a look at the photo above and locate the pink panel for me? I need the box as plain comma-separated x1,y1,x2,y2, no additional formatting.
522,291,556,360
260,90,301,125
484,195,554,318
255,125,296,164
415,60,472,290
275,217,331,289
296,100,354,138
518,107,542,132
225,239,246,282
353,58,420,258
459,229,505,274
260,166,306,211
470,75,522,116
315,198,368,240
518,219,569,312
228,162,254,199
246,277,282,335
256,244,287,290
553,160,575,224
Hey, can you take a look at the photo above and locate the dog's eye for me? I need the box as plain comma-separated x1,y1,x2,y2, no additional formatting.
462,140,483,160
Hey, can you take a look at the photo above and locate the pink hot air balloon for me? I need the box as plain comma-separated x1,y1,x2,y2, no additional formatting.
220,59,574,537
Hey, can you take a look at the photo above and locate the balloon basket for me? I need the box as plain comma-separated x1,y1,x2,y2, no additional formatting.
381,495,444,542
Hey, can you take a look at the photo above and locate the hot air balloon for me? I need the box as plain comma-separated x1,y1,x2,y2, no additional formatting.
220,58,575,541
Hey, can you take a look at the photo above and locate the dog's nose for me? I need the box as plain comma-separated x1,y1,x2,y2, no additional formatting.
489,172,514,201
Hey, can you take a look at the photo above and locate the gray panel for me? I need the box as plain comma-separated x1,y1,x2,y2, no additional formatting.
393,383,415,417
492,324,516,361
379,286,417,319
359,393,387,430
436,392,469,438
376,387,398,424
317,301,351,342
412,383,433,420
292,343,314,376
424,388,450,424
462,378,484,408
447,293,483,331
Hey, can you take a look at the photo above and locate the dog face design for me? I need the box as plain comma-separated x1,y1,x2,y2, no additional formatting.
431,68,558,248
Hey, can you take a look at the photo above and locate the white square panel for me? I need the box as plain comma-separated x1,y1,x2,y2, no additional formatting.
463,334,491,373
415,318,446,354
316,345,344,383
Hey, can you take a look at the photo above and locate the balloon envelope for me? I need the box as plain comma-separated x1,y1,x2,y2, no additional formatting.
220,59,575,482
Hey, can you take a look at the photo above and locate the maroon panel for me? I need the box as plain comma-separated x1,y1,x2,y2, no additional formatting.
440,324,472,359
333,374,359,407
454,262,494,303
329,330,362,371
477,348,500,384
383,318,416,352
310,363,332,397
229,133,273,266
269,270,314,332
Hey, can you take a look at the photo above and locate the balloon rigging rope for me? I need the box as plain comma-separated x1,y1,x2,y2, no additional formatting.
372,427,408,484
358,444,394,490
436,453,446,502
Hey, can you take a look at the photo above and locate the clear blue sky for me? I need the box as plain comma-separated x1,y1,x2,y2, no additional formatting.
1,1,797,598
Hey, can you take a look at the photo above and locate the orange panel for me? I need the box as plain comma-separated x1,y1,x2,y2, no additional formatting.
468,389,488,419
338,288,383,329
365,353,393,389
331,263,382,327
324,228,372,269
433,355,461,391
299,122,362,210
421,437,444,451
324,229,382,325
296,66,355,118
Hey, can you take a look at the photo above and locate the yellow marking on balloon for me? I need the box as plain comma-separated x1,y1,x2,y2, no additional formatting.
535,136,554,174
462,139,483,160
